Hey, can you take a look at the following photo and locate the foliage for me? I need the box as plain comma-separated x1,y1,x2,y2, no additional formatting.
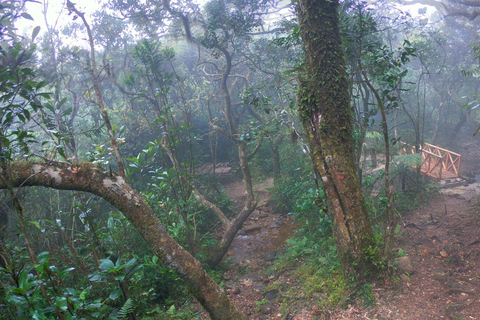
1,0,479,317
0,35,49,161
269,177,348,312
270,141,315,213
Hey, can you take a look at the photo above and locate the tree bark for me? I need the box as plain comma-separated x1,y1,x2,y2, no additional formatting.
270,141,281,180
0,161,246,320
296,0,377,282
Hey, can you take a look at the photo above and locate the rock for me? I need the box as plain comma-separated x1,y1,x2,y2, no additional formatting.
399,274,411,282
241,278,253,287
265,289,279,300
269,220,284,229
238,273,263,281
244,224,262,234
396,256,415,275
262,251,277,262
253,283,266,293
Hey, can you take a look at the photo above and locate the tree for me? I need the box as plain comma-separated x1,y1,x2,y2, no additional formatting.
296,0,378,282
0,162,247,320
0,6,247,319
111,0,287,267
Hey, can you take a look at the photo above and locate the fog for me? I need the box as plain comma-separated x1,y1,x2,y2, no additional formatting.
2,0,480,318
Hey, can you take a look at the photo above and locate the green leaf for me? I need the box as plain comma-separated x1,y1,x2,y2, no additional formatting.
123,258,137,269
32,26,40,41
57,97,68,108
21,13,34,21
56,145,66,159
88,273,104,282
27,220,41,228
116,298,135,319
11,287,26,295
80,286,91,301
23,109,31,121
107,217,114,231
18,270,29,290
109,288,123,300
99,259,115,271
63,107,73,116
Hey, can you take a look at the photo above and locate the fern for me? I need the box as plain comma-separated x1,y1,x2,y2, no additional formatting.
114,298,135,320
394,153,423,167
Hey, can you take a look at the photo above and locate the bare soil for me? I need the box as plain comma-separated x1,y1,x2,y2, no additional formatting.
359,193,480,320
222,177,298,319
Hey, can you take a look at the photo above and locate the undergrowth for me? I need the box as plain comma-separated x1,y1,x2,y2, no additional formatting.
269,175,351,314
269,163,436,316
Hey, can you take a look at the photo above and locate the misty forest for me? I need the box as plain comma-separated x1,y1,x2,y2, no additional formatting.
2,0,480,319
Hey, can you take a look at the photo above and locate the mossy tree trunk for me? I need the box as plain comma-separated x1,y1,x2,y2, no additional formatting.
296,0,377,282
0,161,247,320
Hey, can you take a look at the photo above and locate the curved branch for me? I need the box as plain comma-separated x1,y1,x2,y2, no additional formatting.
162,0,193,41
161,137,231,227
0,161,246,320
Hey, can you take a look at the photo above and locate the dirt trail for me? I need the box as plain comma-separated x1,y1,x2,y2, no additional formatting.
363,193,480,320
221,178,297,319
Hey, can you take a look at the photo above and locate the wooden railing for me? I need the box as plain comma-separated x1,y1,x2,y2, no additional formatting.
399,142,461,179
420,143,461,179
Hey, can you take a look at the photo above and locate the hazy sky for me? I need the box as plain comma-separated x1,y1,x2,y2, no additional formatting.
18,0,100,36
17,0,436,40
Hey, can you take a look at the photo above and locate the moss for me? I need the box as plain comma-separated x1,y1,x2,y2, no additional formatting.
296,0,379,283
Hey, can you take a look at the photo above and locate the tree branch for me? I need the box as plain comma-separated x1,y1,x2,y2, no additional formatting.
0,161,246,320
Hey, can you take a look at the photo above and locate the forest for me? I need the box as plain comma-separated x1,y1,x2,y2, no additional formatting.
1,0,480,319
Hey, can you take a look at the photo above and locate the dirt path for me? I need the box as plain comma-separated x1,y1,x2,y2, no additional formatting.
363,192,480,320
221,178,297,319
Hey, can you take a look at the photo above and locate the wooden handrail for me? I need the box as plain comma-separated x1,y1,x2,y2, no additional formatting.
398,142,461,179
424,143,461,157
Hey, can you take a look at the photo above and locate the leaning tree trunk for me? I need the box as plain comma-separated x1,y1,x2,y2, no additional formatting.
208,141,257,266
296,0,377,282
0,161,246,320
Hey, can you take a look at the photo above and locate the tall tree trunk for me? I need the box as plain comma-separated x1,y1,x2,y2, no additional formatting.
296,0,377,282
431,100,445,145
0,161,247,320
360,68,395,257
270,141,281,180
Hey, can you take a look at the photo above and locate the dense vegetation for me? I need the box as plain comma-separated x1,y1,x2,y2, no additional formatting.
1,0,479,318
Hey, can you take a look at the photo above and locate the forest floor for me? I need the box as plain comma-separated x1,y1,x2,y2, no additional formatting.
198,141,480,320
219,179,480,320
